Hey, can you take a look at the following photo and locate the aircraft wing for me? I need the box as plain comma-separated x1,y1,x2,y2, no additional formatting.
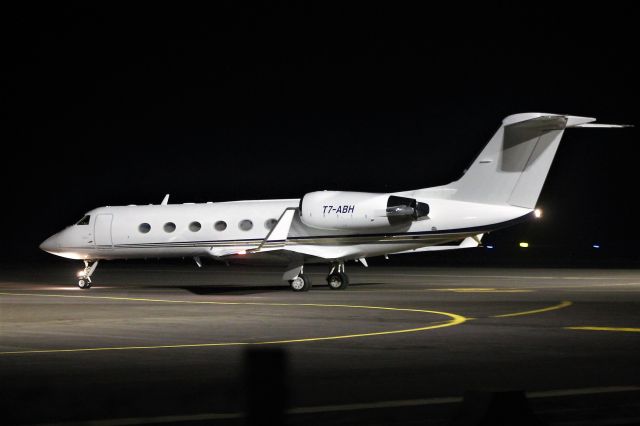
389,234,483,255
209,205,483,261
280,234,482,260
209,247,253,258
283,244,364,259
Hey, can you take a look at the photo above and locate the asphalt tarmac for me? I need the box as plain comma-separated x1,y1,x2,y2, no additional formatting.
1,263,639,425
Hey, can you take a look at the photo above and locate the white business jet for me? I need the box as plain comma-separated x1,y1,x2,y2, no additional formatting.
40,113,628,291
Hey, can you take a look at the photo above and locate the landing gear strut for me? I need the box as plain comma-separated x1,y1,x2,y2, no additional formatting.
289,268,312,292
77,260,99,289
326,262,349,290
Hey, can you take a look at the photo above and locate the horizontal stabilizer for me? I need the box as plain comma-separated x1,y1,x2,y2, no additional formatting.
572,123,633,128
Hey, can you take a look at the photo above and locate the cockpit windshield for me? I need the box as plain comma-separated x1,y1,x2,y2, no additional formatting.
76,215,90,225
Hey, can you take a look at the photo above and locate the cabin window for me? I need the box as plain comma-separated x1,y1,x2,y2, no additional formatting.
214,221,227,231
76,215,90,225
239,219,253,231
139,223,151,233
189,221,202,232
164,222,176,233
264,218,278,230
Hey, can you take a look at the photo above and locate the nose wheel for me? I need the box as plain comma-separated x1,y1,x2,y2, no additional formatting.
77,260,99,289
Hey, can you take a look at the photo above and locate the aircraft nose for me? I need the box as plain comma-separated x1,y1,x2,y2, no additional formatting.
39,234,60,253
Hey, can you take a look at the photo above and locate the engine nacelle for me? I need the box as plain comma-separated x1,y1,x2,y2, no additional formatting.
299,191,429,230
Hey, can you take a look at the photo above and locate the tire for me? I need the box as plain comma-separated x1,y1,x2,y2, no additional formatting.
78,279,89,289
327,272,349,290
289,274,312,292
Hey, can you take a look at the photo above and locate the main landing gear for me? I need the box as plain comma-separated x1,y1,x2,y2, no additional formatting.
289,273,312,292
326,262,349,290
77,260,99,289
285,263,312,292
285,262,350,292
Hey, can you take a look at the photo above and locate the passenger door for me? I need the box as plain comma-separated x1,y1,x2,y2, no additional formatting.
94,214,113,248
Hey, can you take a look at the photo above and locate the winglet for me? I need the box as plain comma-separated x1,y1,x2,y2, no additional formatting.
245,208,298,255
267,209,296,242
161,194,170,205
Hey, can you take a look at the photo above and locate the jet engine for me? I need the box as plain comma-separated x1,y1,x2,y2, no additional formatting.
299,191,429,230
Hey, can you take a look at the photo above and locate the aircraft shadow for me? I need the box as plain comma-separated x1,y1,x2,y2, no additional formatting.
163,281,386,296
175,285,290,295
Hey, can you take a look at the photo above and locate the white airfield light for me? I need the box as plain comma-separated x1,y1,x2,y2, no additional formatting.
37,112,630,291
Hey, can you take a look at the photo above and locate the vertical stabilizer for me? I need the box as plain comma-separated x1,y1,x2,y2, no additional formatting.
451,113,594,209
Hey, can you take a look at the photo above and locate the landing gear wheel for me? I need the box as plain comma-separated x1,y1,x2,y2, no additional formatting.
76,260,98,289
289,274,312,292
327,272,349,290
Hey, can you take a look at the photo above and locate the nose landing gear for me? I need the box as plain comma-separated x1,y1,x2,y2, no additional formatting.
77,260,99,289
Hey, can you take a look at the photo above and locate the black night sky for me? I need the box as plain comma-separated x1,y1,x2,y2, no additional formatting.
1,3,637,264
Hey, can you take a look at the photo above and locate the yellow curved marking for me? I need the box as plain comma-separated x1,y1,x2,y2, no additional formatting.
430,288,532,293
566,326,640,333
0,292,467,355
492,301,572,318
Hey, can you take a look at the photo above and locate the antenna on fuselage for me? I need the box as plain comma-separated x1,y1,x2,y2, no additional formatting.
161,194,170,205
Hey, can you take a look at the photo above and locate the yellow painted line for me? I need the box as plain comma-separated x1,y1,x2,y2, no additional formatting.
254,320,458,345
492,301,572,318
0,292,467,355
429,288,532,293
0,291,462,313
565,326,640,333
520,282,640,290
369,273,633,281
